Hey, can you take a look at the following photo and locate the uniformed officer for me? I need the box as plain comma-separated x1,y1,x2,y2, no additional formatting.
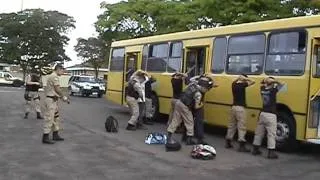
167,77,214,145
126,70,147,131
24,67,43,119
42,64,69,144
225,74,255,152
252,77,284,159
181,74,218,144
143,75,156,125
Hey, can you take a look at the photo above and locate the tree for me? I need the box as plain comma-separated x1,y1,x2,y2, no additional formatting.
74,37,107,78
0,9,75,79
194,0,320,26
95,0,320,42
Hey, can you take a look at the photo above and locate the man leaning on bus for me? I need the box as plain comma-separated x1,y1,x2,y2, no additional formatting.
225,74,255,152
252,77,284,159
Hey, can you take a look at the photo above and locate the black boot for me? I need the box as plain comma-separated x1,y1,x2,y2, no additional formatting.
238,141,250,152
136,123,148,130
126,123,136,131
267,149,279,159
37,112,43,119
52,131,64,141
42,134,55,144
24,112,29,119
181,133,187,142
197,138,208,145
186,136,196,145
167,132,175,144
252,145,262,155
225,139,233,149
143,118,154,125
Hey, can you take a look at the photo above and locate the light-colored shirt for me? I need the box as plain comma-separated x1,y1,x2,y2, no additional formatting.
45,72,60,97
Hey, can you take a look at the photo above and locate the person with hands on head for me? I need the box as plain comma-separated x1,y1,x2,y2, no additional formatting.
24,66,44,119
252,76,284,159
225,74,255,152
42,64,69,144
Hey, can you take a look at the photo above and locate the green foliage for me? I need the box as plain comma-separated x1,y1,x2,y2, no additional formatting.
96,0,320,42
0,9,75,73
74,37,108,78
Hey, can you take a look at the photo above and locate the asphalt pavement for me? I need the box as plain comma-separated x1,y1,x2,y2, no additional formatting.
1,86,320,180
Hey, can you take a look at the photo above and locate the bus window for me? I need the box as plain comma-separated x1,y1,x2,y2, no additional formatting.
141,45,148,71
211,37,227,73
110,48,125,71
147,43,169,72
168,42,183,72
265,31,306,76
226,34,265,75
315,46,320,77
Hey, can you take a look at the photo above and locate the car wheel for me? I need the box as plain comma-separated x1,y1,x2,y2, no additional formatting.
275,111,297,152
12,80,23,87
97,94,102,98
68,87,74,96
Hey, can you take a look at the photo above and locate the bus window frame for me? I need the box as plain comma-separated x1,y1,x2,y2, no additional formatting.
226,33,266,75
109,47,125,72
313,44,320,78
265,29,308,76
168,41,183,72
146,42,170,72
211,36,228,74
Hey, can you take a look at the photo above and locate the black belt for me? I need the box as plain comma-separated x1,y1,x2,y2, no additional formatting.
46,96,59,101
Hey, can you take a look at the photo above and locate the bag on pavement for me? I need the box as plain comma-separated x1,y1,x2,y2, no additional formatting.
105,116,119,133
165,139,181,152
190,144,216,160
145,132,167,144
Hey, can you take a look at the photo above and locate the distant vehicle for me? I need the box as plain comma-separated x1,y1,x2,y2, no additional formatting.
68,75,105,98
0,71,24,87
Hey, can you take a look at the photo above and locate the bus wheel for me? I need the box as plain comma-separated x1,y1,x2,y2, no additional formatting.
276,111,297,152
150,94,160,122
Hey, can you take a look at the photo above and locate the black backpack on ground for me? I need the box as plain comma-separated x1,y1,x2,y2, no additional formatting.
105,116,119,133
165,140,181,152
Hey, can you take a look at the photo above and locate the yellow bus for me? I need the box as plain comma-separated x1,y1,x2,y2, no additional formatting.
106,15,320,151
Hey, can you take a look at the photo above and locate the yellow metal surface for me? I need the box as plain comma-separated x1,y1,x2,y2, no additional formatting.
107,15,320,142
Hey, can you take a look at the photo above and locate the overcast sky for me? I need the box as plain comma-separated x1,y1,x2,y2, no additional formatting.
0,0,121,67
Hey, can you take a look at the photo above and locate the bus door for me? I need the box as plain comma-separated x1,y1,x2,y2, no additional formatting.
185,47,207,78
123,52,139,104
307,37,320,141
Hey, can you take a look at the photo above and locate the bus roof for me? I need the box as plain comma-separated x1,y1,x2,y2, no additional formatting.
112,15,320,47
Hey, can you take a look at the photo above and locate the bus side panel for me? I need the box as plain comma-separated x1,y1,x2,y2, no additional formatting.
149,73,172,114
106,71,123,105
295,114,307,141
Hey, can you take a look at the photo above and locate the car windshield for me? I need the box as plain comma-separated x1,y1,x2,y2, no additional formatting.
79,77,96,82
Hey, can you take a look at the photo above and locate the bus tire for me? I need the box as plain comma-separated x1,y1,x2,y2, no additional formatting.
150,93,160,122
276,111,297,152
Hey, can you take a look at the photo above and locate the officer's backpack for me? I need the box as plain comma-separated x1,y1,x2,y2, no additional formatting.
105,116,119,133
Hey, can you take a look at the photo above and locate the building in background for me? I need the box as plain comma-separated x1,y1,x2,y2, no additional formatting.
66,63,108,79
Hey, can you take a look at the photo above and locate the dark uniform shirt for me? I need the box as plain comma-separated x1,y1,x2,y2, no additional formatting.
145,77,156,99
171,78,183,99
261,85,279,114
232,81,249,107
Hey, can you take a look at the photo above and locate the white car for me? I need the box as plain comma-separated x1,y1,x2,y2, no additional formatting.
0,71,24,87
68,75,105,98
